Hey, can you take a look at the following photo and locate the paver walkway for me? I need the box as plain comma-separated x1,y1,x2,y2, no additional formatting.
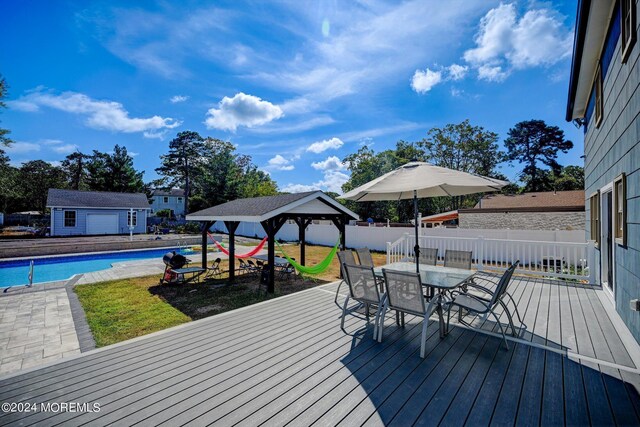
0,289,80,375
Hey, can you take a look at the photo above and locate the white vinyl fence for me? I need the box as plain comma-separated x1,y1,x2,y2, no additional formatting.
211,221,586,251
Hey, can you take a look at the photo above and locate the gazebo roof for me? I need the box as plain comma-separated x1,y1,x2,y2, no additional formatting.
186,191,359,223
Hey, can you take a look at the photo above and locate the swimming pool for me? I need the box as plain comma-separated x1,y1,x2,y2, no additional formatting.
0,247,195,287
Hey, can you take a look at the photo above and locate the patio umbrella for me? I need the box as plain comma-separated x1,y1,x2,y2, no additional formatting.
339,161,509,273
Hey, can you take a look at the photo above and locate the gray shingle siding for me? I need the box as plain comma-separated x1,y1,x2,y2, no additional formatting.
584,1,640,342
459,212,585,231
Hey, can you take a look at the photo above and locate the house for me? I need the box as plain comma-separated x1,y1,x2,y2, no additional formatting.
421,210,459,228
566,0,640,342
457,190,585,231
150,189,185,218
46,189,150,236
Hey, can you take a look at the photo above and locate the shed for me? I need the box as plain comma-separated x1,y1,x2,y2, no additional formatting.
46,189,151,236
186,191,359,293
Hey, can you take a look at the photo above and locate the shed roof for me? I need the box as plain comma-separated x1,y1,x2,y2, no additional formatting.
459,190,585,213
46,189,151,209
152,189,185,197
186,191,359,223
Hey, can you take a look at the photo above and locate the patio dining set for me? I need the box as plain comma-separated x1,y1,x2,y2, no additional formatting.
337,247,524,357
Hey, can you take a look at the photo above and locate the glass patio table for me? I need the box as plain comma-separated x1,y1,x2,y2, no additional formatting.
373,262,474,338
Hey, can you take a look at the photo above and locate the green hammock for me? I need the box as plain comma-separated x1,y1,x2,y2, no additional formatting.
276,238,340,275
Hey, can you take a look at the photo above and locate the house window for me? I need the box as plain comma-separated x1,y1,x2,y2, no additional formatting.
614,173,626,245
177,197,183,204
128,211,137,227
622,0,637,63
64,210,76,227
594,63,603,128
589,192,600,247
163,196,169,204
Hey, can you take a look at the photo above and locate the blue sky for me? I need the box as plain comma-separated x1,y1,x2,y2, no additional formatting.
1,0,583,193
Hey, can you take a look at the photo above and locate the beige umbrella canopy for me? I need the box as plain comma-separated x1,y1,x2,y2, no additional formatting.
339,161,509,272
340,162,509,201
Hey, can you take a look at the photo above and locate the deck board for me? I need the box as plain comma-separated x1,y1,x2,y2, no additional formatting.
0,275,638,427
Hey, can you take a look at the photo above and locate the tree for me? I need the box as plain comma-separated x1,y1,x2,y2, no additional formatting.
156,131,206,214
86,145,144,193
61,151,90,190
0,150,19,212
553,165,584,191
0,75,12,147
18,160,67,213
504,120,573,192
420,119,504,209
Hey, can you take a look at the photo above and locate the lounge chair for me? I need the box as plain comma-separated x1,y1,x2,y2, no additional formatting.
335,250,358,304
380,268,435,357
341,264,385,339
446,261,520,350
444,249,473,270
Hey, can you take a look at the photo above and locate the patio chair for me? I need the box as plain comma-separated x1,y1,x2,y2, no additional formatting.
444,250,473,270
205,257,222,279
335,250,359,304
246,260,260,277
418,247,438,266
341,264,385,339
355,248,375,267
446,261,520,350
380,269,434,358
238,259,251,275
277,262,297,281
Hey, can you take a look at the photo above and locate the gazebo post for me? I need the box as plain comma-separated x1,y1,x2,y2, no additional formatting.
224,221,239,282
200,221,214,269
294,217,313,266
261,216,287,294
331,215,347,250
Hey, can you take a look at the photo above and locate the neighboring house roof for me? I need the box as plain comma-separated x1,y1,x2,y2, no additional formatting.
459,190,585,213
421,210,458,223
152,189,185,197
46,189,151,209
187,191,359,223
566,0,616,121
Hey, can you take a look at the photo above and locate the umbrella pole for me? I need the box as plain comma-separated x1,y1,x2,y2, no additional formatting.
413,190,420,274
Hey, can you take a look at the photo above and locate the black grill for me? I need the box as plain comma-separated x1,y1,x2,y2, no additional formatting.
162,252,187,270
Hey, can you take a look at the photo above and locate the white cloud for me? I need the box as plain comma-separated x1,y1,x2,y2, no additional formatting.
447,64,468,80
40,139,64,145
306,137,343,154
311,156,346,171
477,64,509,82
170,95,189,103
4,142,41,154
204,92,283,132
48,160,62,167
463,3,572,81
411,68,442,94
51,144,79,154
11,89,181,134
267,154,295,171
282,170,350,194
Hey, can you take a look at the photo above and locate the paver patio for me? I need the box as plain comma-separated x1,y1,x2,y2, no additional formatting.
0,289,80,376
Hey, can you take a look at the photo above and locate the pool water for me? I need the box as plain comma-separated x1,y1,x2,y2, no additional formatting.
0,247,195,287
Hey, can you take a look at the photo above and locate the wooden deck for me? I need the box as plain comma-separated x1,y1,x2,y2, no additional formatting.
0,276,639,426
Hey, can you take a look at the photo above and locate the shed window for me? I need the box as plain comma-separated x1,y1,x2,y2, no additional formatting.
614,173,626,245
64,210,76,227
128,211,137,227
163,196,169,204
622,0,637,63
177,197,183,203
589,192,600,247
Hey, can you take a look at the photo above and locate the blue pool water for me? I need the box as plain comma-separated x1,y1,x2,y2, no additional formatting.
0,247,194,287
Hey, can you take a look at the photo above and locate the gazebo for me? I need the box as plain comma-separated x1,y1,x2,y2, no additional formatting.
186,191,359,293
